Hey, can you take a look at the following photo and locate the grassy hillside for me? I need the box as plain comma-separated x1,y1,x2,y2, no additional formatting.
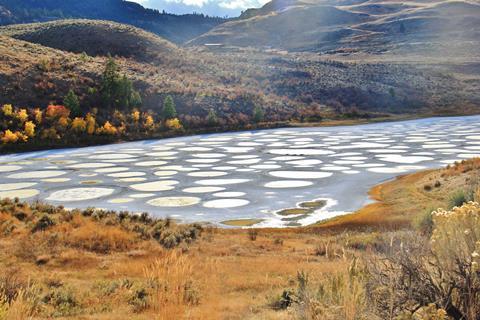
0,20,177,62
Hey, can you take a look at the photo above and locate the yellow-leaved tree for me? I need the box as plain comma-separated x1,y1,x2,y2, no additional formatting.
85,113,96,135
24,121,36,138
71,117,87,133
1,104,13,117
165,118,183,131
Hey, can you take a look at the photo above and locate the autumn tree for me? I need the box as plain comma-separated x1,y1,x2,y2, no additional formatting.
85,113,96,135
162,95,177,120
24,121,35,138
64,89,81,116
71,117,87,133
1,104,13,117
165,118,182,131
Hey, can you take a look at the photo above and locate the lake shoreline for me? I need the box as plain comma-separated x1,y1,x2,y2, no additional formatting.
0,111,470,156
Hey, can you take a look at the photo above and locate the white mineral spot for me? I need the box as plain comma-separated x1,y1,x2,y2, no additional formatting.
213,192,246,197
353,163,386,168
195,179,250,186
333,160,363,165
212,166,237,171
376,155,433,164
116,177,147,182
0,182,37,191
237,142,262,146
269,171,332,179
95,167,129,173
135,161,168,167
151,146,174,151
129,193,156,198
47,187,114,201
228,159,261,165
271,156,304,161
8,170,67,179
367,167,407,174
108,172,146,178
0,165,22,172
106,159,138,163
108,198,134,204
221,147,254,153
287,159,322,166
268,149,334,156
203,199,249,208
232,155,259,159
69,163,115,169
330,142,389,150
158,166,198,172
186,159,221,163
183,187,225,193
130,180,178,192
192,153,227,158
42,178,71,183
342,170,360,174
147,197,201,207
188,171,228,177
154,171,178,177
89,153,136,160
250,164,281,169
180,147,212,152
0,189,39,199
146,151,178,157
265,180,313,188
321,165,350,171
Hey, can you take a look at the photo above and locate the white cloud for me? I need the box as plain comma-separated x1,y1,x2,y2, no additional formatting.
219,0,269,10
131,0,269,16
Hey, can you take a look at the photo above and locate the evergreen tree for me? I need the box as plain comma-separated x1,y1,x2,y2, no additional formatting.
207,108,218,126
118,75,134,109
99,57,142,109
64,89,80,116
162,95,177,120
100,56,120,109
253,105,265,123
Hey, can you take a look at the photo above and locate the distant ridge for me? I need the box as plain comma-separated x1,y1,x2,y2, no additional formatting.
192,0,480,57
0,0,226,43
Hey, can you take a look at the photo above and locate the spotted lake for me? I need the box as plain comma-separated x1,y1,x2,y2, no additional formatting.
1,116,479,227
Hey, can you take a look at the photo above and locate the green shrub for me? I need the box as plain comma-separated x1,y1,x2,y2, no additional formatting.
448,189,473,209
31,215,55,233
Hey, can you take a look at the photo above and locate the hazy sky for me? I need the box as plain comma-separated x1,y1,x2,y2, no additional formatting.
131,0,269,17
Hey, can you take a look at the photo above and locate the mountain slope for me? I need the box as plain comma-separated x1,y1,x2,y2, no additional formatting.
0,0,226,44
0,20,177,62
190,0,480,58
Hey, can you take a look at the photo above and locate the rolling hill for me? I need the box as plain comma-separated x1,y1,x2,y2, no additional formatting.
190,0,480,59
0,19,478,132
0,0,226,44
0,20,178,62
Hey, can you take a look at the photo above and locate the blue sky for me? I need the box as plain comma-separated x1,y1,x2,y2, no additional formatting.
131,0,269,17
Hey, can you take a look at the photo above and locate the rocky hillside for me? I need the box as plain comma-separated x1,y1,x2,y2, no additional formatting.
0,0,226,43
191,0,480,59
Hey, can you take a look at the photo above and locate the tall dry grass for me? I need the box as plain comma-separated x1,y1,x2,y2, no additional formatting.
143,250,200,319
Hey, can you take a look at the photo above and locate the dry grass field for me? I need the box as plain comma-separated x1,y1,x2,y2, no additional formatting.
2,159,480,319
